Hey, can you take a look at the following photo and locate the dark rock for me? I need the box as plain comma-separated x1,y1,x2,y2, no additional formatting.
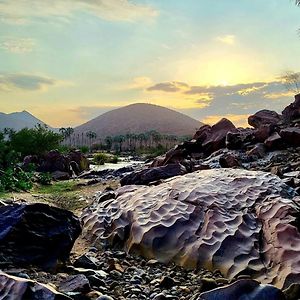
68,150,90,174
97,191,116,203
254,124,275,142
0,272,71,299
246,143,266,158
264,132,283,149
58,274,91,294
0,203,81,270
200,277,218,292
159,276,178,289
226,129,255,150
193,124,212,142
74,255,99,270
284,283,300,300
199,279,285,300
248,110,282,128
38,150,71,173
120,163,187,186
280,127,300,146
52,170,71,181
219,153,241,168
202,118,237,155
282,94,300,124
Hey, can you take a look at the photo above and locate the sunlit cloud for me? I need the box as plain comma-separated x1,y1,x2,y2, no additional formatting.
0,38,35,53
215,34,236,45
147,81,189,92
0,0,159,24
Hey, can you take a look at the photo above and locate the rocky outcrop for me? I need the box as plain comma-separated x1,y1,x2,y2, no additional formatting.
81,169,299,289
0,203,81,270
0,272,71,300
23,150,89,179
120,163,187,186
282,93,300,123
280,127,300,146
248,110,282,129
199,279,285,300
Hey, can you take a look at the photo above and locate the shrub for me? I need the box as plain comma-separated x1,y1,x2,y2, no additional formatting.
79,146,89,154
93,153,108,165
110,155,119,164
0,168,33,192
37,172,52,185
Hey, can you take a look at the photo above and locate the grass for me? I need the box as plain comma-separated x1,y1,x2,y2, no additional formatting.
34,180,78,194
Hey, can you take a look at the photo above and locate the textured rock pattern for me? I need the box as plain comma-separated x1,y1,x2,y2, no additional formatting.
198,279,285,300
0,203,81,270
0,272,71,300
82,169,300,289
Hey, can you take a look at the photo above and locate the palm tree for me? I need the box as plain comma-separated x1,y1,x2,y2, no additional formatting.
105,136,112,151
65,127,74,147
86,131,97,149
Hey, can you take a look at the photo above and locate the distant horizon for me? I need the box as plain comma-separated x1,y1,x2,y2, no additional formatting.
0,1,300,127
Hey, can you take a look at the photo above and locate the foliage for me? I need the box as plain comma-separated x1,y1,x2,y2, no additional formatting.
0,168,33,192
9,124,63,158
93,152,119,165
137,144,167,159
37,172,52,185
79,146,89,154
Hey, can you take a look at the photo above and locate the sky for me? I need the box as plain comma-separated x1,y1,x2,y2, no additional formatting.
0,0,300,127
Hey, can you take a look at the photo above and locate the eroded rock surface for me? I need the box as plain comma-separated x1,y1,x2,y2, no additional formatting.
82,169,300,289
0,272,71,300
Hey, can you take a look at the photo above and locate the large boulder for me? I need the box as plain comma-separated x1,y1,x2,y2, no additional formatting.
0,203,81,270
201,118,237,155
280,127,300,146
82,169,300,289
199,279,285,300
282,94,300,123
248,110,282,129
120,163,187,186
0,272,71,299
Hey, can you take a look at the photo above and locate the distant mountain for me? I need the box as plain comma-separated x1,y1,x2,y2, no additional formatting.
75,103,202,137
0,110,50,131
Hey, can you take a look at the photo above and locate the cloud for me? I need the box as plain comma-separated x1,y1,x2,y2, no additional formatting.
148,78,297,126
215,35,236,45
147,81,189,92
0,38,35,53
0,0,158,24
0,73,68,92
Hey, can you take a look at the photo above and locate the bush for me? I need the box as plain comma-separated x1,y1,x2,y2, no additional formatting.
79,146,89,154
0,168,33,192
37,172,52,185
93,153,108,165
93,153,119,165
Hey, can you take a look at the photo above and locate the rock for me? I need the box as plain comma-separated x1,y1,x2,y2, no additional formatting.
201,118,237,155
97,296,114,300
280,127,300,146
159,276,178,289
0,203,81,270
81,169,299,289
193,125,212,142
246,143,266,158
120,163,187,186
248,110,282,128
200,277,218,292
58,274,91,294
199,279,285,300
52,170,71,181
282,94,300,123
0,271,71,299
283,283,300,300
38,150,71,173
264,132,283,149
226,129,255,150
254,124,275,142
219,153,241,168
74,255,99,270
68,150,90,174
